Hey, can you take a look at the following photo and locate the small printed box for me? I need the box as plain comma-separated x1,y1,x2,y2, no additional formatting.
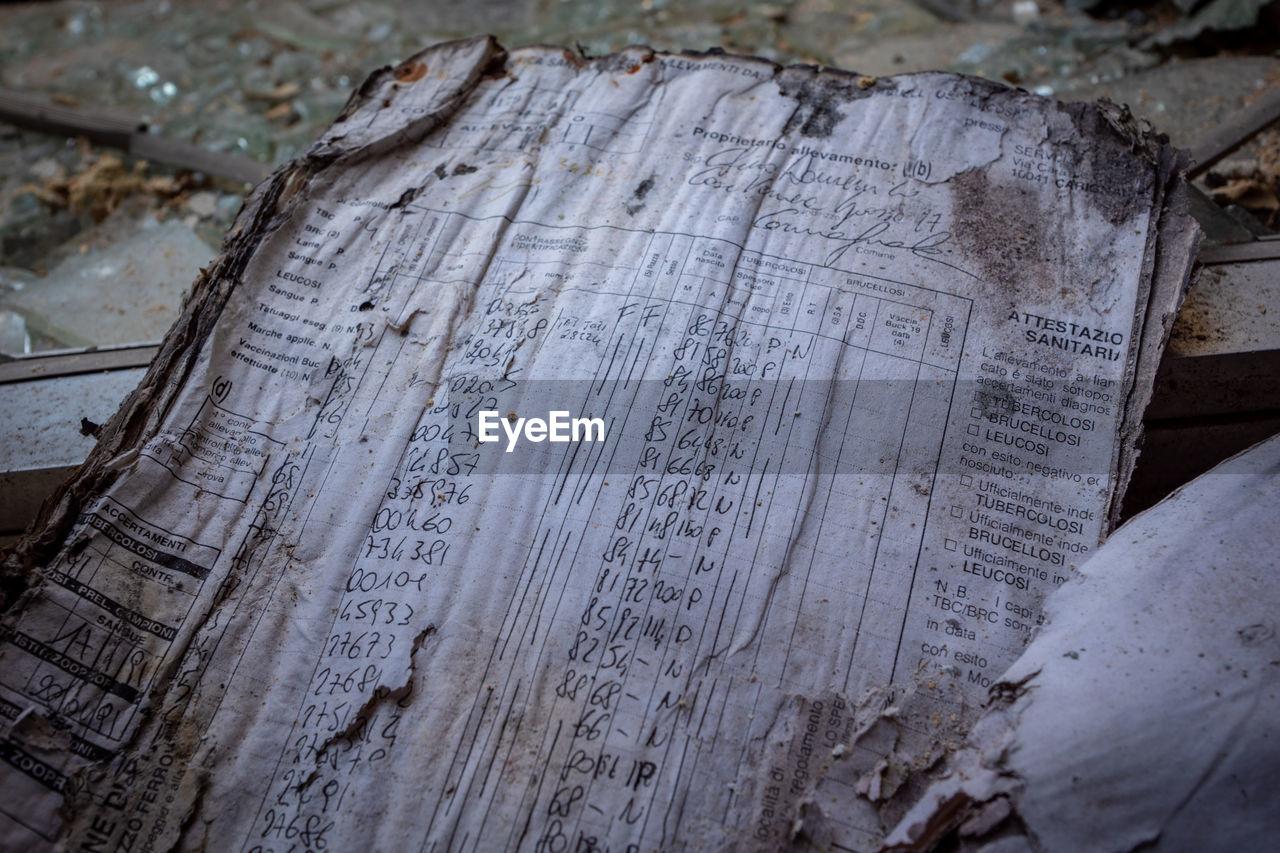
960,474,973,487
966,423,980,436
943,538,958,552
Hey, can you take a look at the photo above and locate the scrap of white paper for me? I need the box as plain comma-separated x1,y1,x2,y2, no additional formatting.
886,432,1280,852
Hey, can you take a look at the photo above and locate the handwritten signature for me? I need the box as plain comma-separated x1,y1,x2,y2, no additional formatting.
687,146,879,205
753,210,968,273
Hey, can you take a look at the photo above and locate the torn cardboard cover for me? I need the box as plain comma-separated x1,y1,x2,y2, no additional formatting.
0,37,1197,851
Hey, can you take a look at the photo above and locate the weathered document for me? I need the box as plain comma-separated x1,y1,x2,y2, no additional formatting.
0,37,1196,852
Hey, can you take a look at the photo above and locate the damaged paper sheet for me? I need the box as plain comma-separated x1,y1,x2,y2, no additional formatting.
0,37,1197,852
885,432,1280,852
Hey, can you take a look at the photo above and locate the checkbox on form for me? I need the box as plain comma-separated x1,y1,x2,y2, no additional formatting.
944,539,957,552
951,505,963,518
967,424,980,436
960,474,973,487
